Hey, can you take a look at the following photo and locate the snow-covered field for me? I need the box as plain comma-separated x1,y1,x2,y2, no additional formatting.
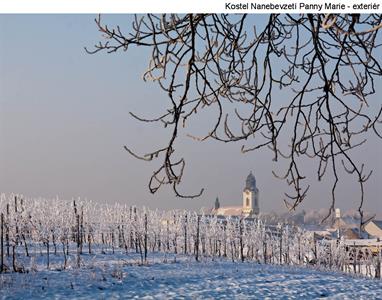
1,252,382,299
1,195,381,298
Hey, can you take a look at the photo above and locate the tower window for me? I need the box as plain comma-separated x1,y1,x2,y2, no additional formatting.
246,198,250,207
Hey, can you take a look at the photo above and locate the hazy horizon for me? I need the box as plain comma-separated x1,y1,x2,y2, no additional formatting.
1,14,381,215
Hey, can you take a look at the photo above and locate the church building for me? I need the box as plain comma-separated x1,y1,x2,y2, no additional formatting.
211,172,260,217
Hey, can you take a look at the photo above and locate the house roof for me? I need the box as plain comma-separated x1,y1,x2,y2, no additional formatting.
342,228,361,239
365,220,382,230
214,206,243,216
331,217,358,230
372,220,382,228
364,219,382,228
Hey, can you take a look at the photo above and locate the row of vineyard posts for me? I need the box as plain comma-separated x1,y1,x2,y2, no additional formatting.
0,194,381,278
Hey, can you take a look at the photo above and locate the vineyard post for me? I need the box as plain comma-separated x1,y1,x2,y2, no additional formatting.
166,220,170,252
73,199,78,242
223,224,227,257
201,233,206,257
230,239,234,262
88,225,92,254
14,196,19,246
15,196,19,245
298,235,301,265
375,248,381,279
121,220,125,250
80,207,84,254
52,229,57,255
279,224,283,265
117,225,121,248
313,233,317,263
101,232,105,253
184,214,187,255
263,237,267,264
1,213,3,272
195,215,200,261
158,226,161,252
46,237,50,269
12,245,17,272
111,228,115,254
239,219,244,262
134,207,138,253
129,207,133,250
137,234,143,264
76,214,80,268
21,229,29,257
329,243,332,269
62,240,67,269
122,224,128,254
353,248,356,273
144,213,147,263
173,214,177,255
286,226,289,265
6,203,9,257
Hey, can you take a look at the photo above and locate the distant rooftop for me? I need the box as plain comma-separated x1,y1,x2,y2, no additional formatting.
214,206,243,216
372,220,382,228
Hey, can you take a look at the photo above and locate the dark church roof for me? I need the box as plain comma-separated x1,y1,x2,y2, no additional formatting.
244,171,256,191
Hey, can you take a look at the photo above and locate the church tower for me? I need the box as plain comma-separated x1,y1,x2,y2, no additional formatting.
214,197,220,210
242,171,259,216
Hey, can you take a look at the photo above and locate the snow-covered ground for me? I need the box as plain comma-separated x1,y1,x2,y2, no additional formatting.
0,195,381,298
1,252,382,299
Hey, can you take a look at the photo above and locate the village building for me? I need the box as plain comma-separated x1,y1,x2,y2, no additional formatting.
364,220,382,239
320,208,367,239
211,172,259,217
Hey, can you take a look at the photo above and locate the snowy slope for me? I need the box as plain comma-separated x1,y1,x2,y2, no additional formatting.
1,253,382,299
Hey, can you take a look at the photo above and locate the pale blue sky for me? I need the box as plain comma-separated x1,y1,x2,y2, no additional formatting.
0,14,381,214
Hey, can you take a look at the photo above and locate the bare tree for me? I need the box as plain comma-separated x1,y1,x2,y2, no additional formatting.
86,14,382,224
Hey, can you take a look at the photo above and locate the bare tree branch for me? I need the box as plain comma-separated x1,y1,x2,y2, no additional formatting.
87,14,382,225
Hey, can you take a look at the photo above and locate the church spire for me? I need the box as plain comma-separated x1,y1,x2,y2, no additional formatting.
214,196,220,210
245,171,256,191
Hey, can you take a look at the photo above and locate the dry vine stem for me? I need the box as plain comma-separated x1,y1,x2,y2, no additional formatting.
86,14,382,225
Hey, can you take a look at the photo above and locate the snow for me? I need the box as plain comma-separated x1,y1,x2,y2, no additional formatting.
342,239,382,247
0,194,381,298
1,252,382,299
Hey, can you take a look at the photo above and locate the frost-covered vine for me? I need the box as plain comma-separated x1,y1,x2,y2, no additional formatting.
0,194,380,278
